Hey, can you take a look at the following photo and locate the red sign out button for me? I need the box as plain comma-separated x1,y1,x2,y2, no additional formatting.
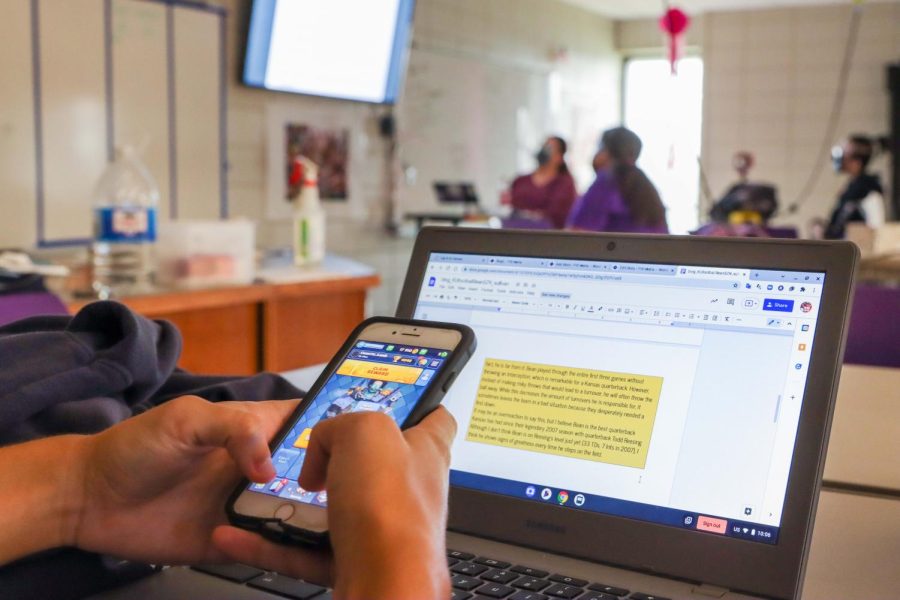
696,515,728,534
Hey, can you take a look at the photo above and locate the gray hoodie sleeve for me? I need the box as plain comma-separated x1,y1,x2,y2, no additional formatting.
0,300,303,444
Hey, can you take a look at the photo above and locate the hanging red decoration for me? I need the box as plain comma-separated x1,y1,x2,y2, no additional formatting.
659,7,690,75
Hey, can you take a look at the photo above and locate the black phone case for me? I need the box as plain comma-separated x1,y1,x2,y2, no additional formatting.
225,316,477,547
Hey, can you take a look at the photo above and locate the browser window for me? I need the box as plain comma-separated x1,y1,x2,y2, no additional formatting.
413,252,825,545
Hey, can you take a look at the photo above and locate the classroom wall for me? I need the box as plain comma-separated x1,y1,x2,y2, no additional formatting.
397,0,619,216
617,3,900,233
215,0,618,314
220,0,618,225
0,0,227,248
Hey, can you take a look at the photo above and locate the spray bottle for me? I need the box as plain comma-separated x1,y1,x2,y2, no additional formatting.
292,155,326,266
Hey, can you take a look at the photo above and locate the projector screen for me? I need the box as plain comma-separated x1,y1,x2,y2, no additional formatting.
243,0,415,104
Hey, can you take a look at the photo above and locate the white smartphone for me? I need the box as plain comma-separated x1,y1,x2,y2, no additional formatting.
226,317,476,546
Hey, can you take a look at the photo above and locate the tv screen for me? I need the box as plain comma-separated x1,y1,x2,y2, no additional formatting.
244,0,416,104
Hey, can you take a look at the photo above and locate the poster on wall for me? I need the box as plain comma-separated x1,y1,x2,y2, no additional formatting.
285,124,350,202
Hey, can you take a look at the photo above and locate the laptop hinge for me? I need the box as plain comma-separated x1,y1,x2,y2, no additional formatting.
691,583,730,598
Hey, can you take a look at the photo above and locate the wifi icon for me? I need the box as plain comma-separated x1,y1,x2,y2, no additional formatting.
742,528,749,534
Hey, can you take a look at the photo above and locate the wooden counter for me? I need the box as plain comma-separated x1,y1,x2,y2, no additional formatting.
67,261,380,376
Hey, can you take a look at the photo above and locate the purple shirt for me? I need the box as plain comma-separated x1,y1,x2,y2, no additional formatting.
510,172,577,229
567,169,668,234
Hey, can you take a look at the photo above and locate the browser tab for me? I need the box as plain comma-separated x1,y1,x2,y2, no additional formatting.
676,266,747,279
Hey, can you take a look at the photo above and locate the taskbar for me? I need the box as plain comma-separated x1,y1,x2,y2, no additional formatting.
450,470,779,545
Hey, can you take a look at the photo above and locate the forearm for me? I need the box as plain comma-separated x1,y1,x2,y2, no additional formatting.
333,504,449,599
0,435,87,565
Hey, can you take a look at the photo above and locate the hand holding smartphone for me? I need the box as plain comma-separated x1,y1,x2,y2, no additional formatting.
226,317,475,546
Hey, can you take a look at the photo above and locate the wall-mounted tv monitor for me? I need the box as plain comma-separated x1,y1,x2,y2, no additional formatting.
244,0,416,104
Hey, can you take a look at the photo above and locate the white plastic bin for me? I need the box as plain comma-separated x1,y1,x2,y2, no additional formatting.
156,220,255,289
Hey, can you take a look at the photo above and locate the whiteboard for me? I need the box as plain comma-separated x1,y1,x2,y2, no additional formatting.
396,47,550,215
0,0,37,248
0,0,226,248
111,0,172,221
172,5,223,220
39,0,107,243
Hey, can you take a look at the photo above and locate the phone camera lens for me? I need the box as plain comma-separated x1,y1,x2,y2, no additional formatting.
392,330,397,334
607,241,616,251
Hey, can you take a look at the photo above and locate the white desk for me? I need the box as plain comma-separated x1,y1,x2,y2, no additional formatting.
282,364,327,391
823,365,900,492
802,490,900,598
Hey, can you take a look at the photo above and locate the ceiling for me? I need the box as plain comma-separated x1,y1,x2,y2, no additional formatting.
558,0,897,20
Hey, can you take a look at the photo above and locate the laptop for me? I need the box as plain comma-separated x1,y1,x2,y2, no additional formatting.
434,182,480,208
92,228,858,600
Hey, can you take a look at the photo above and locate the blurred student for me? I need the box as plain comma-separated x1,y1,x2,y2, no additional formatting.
507,136,577,229
824,135,886,239
567,127,668,234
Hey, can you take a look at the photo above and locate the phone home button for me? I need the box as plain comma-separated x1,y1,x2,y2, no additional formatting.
274,503,295,521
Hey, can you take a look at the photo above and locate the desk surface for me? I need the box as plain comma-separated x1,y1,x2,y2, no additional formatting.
823,364,900,494
858,254,900,285
802,490,900,598
67,255,379,316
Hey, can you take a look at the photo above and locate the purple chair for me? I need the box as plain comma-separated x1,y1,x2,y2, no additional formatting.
843,284,900,368
0,291,69,327
763,226,799,239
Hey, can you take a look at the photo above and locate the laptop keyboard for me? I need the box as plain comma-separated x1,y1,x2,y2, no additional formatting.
446,549,670,600
191,549,670,600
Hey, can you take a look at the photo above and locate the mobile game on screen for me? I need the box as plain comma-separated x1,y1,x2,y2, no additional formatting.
248,340,452,506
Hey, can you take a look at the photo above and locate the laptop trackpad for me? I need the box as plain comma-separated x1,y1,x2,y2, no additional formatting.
87,567,284,599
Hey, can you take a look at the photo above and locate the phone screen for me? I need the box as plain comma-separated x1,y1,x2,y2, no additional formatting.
247,339,454,505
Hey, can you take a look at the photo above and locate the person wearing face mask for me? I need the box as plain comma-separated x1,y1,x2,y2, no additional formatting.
507,136,577,229
824,134,886,239
567,127,668,234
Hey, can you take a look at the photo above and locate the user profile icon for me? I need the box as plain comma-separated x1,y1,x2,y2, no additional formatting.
540,488,553,501
800,301,813,313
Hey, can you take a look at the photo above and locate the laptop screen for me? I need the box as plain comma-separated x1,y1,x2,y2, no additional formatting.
412,252,826,546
